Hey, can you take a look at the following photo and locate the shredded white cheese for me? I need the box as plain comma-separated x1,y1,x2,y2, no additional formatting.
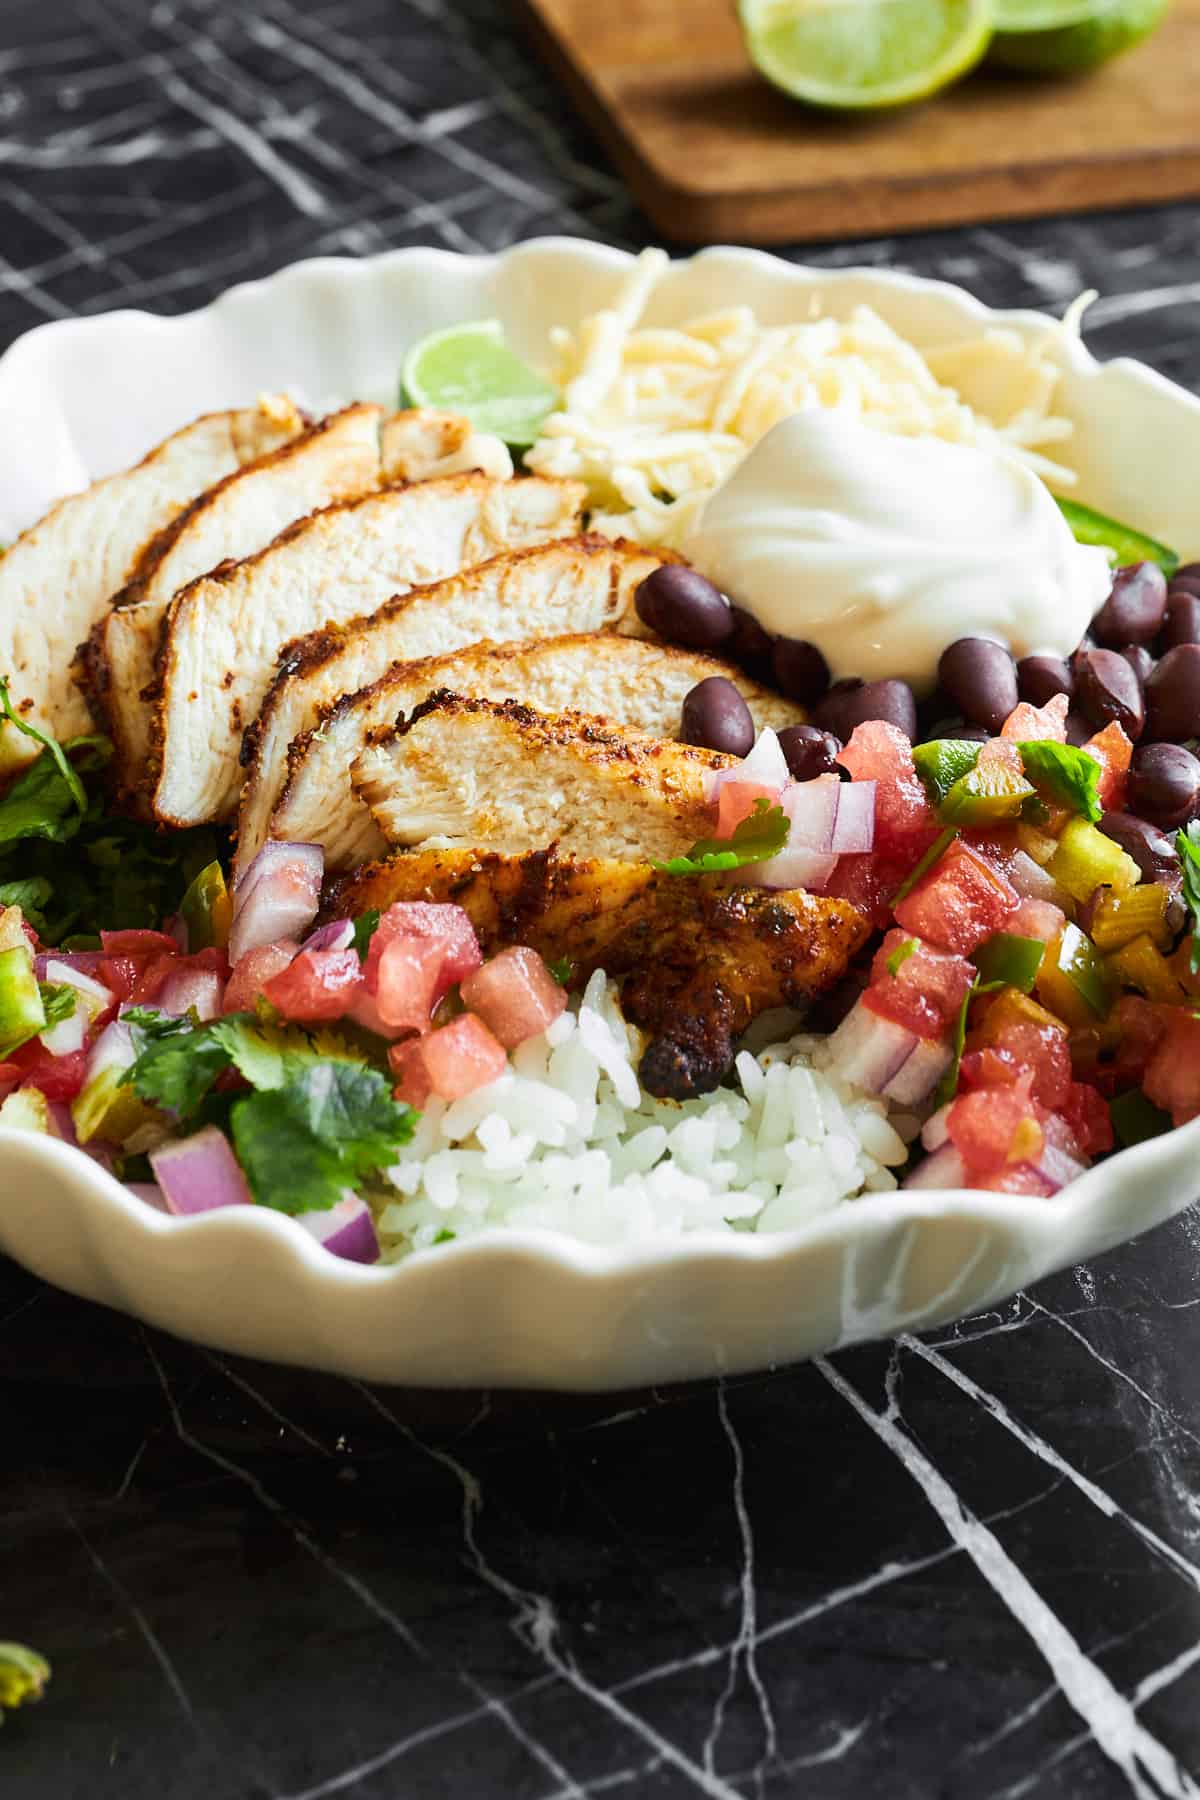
525,249,1081,548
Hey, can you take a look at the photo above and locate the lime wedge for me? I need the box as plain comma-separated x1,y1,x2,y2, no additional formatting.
739,0,992,109
400,320,558,448
988,0,1167,69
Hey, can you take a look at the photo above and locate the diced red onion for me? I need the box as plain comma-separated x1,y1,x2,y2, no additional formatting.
126,1181,168,1211
36,950,108,982
229,841,323,965
1008,850,1063,905
85,1019,135,1082
156,966,224,1021
41,958,114,1019
781,776,840,850
826,998,920,1096
45,1099,115,1172
830,780,876,853
921,1103,953,1152
743,844,838,891
40,1006,88,1057
165,913,189,953
149,1126,254,1215
302,918,355,954
882,1036,952,1106
903,1144,969,1190
707,727,790,802
1032,1139,1087,1193
295,1194,380,1264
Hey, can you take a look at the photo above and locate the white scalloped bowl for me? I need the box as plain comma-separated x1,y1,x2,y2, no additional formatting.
2,240,1199,1390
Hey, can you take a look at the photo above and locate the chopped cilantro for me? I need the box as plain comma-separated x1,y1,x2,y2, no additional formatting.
351,909,381,963
547,956,572,986
122,1009,232,1123
931,977,1004,1112
654,799,789,876
1016,740,1102,824
0,877,53,932
231,1060,415,1215
433,1228,456,1244
892,826,956,905
38,983,77,1031
1176,821,1200,975
0,676,89,817
885,938,918,977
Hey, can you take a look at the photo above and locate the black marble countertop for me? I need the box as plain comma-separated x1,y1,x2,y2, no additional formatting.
2,2,1200,1794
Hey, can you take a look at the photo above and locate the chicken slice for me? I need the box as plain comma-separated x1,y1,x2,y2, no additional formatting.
352,695,733,865
0,395,304,769
151,472,584,830
273,630,802,873
236,531,655,880
330,847,870,1097
380,408,512,483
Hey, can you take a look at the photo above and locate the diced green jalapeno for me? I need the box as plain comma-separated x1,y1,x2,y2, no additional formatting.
1056,498,1179,578
912,738,981,805
972,932,1046,993
179,860,232,951
941,759,1036,828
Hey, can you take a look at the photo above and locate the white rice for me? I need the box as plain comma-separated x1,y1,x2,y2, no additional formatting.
373,971,917,1259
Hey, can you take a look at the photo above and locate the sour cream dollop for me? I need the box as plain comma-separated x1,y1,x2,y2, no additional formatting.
682,411,1112,690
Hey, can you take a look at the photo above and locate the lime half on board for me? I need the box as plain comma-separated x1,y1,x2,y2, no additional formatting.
988,0,1168,69
400,320,558,448
739,0,993,109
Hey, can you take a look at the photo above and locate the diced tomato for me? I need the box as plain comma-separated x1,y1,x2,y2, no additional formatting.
965,828,1019,882
837,721,940,862
129,953,179,1005
968,986,1072,1108
393,1012,508,1105
1058,1080,1114,1158
346,987,411,1042
12,1043,88,1100
715,780,781,840
1107,994,1167,1091
825,853,912,929
1083,721,1133,812
99,929,179,956
99,954,140,1003
947,1070,1043,1176
365,903,482,1004
0,1061,22,1098
894,838,1018,954
980,1163,1058,1196
389,1037,434,1109
374,935,445,1034
866,930,974,1040
263,947,363,1021
223,941,298,1014
459,946,567,1048
1000,694,1068,743
1143,1008,1200,1127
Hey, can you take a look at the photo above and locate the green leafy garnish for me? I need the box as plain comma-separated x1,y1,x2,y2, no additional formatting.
892,826,956,905
0,676,89,817
1017,740,1103,825
654,799,789,876
932,977,1004,1111
1056,498,1179,578
971,933,1046,994
547,956,572,986
433,1228,456,1244
912,739,981,805
1176,821,1200,975
0,877,53,933
886,938,918,977
121,1009,415,1212
351,909,381,963
38,983,76,1031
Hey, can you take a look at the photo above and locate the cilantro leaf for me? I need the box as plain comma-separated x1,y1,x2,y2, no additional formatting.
0,675,91,817
547,956,572,986
0,877,53,933
38,983,76,1031
1176,821,1200,975
1016,740,1102,824
121,1009,232,1122
351,909,381,963
230,1059,415,1214
885,938,918,977
654,799,789,876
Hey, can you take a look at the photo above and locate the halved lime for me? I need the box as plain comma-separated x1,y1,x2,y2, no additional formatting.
739,0,993,109
988,0,1167,70
400,320,558,448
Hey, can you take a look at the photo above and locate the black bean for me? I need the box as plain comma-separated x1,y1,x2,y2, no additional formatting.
814,677,918,743
680,677,755,758
1121,644,1155,686
1128,742,1200,830
777,723,843,782
937,637,1019,734
1065,709,1093,747
1074,648,1144,739
1169,562,1200,598
1098,811,1180,884
1017,654,1074,708
727,606,774,680
921,722,991,744
635,565,734,649
771,637,830,706
1145,644,1200,743
1161,590,1200,651
1093,560,1167,647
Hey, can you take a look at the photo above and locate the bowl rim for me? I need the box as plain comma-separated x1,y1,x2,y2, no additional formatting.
3,233,1199,1293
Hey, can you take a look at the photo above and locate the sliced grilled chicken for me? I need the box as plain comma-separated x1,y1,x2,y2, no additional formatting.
273,631,802,872
352,695,732,865
330,846,870,1097
380,408,512,483
0,395,303,767
236,532,657,880
82,402,390,794
151,472,584,830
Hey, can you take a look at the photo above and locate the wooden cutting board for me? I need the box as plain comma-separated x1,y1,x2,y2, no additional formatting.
515,0,1200,243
